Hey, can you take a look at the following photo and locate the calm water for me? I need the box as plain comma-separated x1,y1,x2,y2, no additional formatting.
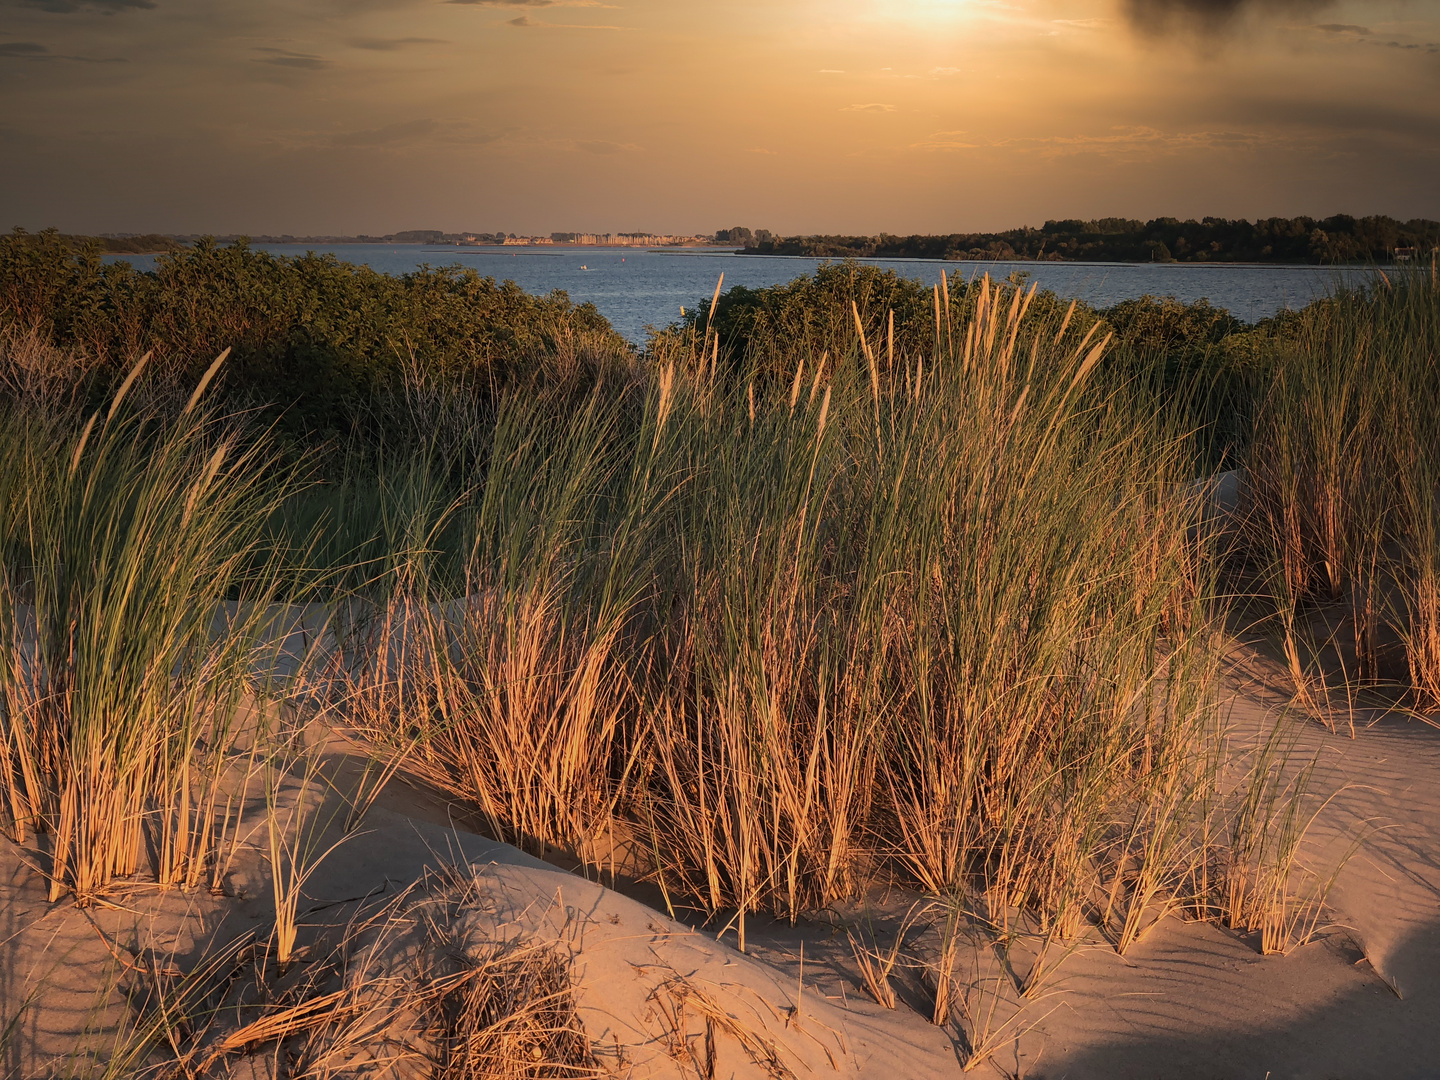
105,244,1365,344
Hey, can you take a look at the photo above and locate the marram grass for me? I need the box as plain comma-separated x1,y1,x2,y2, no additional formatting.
0,351,294,901
0,269,1401,966
341,274,1274,954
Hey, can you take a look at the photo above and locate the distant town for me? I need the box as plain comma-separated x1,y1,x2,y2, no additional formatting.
106,229,751,249
502,232,723,247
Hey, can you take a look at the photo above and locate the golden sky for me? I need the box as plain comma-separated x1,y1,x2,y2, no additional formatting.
1,0,1437,234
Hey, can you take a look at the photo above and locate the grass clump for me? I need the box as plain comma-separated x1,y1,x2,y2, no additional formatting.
332,273,1252,959
1239,267,1440,717
0,351,293,901
72,865,597,1079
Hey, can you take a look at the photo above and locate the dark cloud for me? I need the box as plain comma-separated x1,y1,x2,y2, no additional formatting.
13,0,155,11
504,14,621,28
1315,22,1369,34
348,36,446,50
0,39,125,60
1122,0,1331,37
1364,37,1437,51
252,47,329,70
1207,95,1440,144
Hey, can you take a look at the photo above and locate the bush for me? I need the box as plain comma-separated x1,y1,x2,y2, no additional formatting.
0,228,634,443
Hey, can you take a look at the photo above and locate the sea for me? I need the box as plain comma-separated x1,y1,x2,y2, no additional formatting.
102,244,1371,345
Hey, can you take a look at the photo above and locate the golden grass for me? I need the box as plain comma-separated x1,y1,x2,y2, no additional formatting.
0,350,295,902
334,272,1329,975
1241,270,1440,720
3,271,1417,1066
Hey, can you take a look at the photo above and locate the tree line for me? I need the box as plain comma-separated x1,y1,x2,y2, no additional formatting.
734,215,1440,264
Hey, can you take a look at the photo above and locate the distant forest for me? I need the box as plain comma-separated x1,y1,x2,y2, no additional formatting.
734,215,1440,264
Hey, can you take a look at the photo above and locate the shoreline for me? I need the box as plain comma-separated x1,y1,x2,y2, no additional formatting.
103,241,1398,270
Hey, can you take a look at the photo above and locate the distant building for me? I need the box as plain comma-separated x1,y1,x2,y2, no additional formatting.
510,232,709,247
562,233,706,247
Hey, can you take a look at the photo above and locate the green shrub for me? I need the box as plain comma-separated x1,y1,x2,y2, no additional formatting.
0,228,634,443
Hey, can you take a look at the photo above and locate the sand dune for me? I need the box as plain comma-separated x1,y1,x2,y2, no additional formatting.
2,669,1438,1078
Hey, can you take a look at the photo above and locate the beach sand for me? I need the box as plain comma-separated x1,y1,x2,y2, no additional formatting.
2,666,1437,1079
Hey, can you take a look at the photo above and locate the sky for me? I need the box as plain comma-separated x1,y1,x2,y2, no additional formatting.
1,0,1437,235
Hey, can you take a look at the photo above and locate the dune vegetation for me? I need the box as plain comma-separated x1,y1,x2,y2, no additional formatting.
0,231,1436,1073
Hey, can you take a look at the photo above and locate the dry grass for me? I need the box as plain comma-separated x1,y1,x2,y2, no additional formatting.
0,327,100,409
1241,270,1440,721
321,272,1330,968
64,865,597,1080
2,268,1414,1071
425,942,597,1080
0,350,293,902
647,974,801,1080
847,910,916,1011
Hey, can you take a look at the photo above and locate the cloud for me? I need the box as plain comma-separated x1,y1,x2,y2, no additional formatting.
818,68,844,73
990,125,1274,158
1212,96,1440,141
15,0,154,11
506,14,621,27
912,130,977,150
841,103,896,112
255,119,503,154
348,36,446,50
330,118,439,147
1368,38,1438,51
252,47,330,70
1314,22,1368,34
0,39,126,61
1122,0,1332,37
575,139,640,153
931,66,960,75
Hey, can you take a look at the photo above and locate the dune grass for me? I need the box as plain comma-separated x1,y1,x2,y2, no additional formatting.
1240,266,1440,718
0,270,1346,932
319,274,1287,963
2,263,1430,1070
0,350,295,901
